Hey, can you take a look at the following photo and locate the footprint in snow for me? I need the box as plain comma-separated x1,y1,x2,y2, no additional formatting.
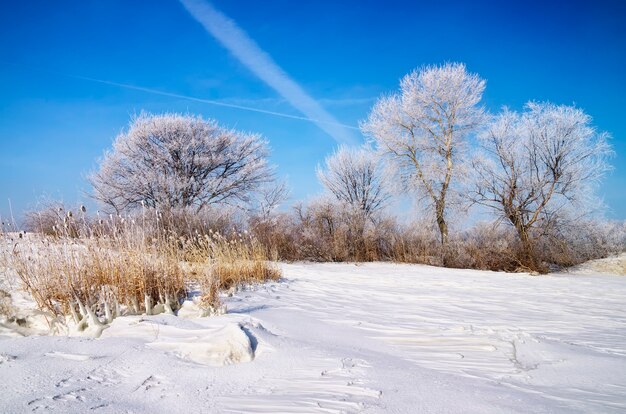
0,353,16,363
135,374,169,393
52,388,87,402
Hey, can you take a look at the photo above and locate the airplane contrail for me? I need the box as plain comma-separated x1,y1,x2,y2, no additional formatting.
178,0,360,145
65,73,361,130
4,63,360,130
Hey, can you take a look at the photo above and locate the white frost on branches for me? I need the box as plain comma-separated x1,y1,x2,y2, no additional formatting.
90,113,273,213
317,146,391,217
472,102,613,262
361,63,485,245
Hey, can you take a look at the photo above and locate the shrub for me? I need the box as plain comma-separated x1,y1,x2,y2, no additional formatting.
249,198,625,272
23,201,89,238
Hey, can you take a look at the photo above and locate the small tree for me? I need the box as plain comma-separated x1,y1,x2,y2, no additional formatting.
316,146,391,218
90,113,273,213
362,63,485,250
253,180,290,220
472,102,613,270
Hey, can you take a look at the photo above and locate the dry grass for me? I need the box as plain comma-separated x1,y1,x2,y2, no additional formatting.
179,230,280,307
251,201,625,273
0,289,14,319
7,234,187,331
207,234,281,290
5,200,623,336
2,208,281,333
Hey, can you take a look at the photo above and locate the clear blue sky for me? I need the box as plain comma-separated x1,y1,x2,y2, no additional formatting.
1,0,625,221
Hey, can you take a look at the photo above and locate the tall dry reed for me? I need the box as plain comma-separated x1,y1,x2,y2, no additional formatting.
3,206,281,334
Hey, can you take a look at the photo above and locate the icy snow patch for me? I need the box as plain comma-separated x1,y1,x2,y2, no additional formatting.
177,298,226,318
100,315,254,366
147,323,254,366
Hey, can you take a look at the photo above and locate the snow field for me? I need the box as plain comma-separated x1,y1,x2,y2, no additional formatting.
1,261,625,413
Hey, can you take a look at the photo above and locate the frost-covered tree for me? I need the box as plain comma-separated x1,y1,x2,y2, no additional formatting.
254,180,290,220
316,146,391,217
90,113,273,213
472,102,613,269
361,63,485,247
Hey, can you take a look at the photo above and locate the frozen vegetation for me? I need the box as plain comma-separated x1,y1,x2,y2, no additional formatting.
1,257,626,413
1,60,623,414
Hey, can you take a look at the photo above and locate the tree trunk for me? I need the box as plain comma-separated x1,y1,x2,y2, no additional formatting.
435,201,449,266
436,214,448,247
516,225,544,273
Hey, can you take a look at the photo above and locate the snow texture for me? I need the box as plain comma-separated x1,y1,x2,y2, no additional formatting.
1,261,625,413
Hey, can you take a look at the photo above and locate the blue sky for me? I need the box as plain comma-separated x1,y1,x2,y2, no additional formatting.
1,0,625,221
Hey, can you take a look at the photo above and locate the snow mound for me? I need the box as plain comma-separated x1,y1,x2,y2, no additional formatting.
571,253,626,275
101,315,254,366
177,299,226,318
148,323,254,366
0,287,63,337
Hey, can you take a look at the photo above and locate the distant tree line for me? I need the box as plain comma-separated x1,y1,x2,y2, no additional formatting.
21,63,620,273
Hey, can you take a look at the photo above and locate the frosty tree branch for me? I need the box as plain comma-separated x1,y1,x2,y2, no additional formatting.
472,102,613,269
361,63,485,248
89,113,273,213
317,146,391,217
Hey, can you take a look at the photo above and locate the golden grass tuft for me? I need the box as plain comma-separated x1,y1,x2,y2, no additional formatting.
2,209,281,332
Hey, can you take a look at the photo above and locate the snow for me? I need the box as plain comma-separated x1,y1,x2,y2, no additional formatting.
1,261,626,413
102,316,254,366
570,253,626,276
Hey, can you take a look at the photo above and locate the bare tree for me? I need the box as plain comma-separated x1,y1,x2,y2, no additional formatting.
254,180,290,220
90,113,273,213
361,63,485,248
316,146,391,217
472,102,613,270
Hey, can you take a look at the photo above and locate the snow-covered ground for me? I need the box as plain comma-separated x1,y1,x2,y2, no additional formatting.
1,261,626,413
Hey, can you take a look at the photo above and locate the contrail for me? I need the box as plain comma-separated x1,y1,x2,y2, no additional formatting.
4,63,359,130
178,0,359,145
64,73,361,129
